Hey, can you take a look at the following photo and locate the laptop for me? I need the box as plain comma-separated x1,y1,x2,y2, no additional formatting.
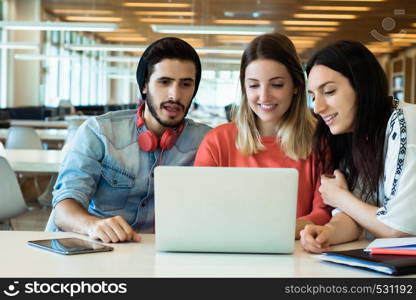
154,166,298,254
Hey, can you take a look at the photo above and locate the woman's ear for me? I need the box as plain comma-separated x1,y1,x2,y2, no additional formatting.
142,83,148,95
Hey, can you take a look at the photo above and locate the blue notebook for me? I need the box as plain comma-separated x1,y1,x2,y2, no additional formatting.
318,249,416,276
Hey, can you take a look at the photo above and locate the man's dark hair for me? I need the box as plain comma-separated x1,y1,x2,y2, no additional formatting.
136,37,201,100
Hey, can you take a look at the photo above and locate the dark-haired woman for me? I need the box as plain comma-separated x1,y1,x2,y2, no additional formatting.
300,40,416,253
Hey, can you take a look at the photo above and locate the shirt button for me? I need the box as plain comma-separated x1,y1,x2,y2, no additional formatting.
141,202,146,207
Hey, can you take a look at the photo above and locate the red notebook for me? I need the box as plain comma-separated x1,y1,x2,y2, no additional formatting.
368,248,416,256
364,238,416,256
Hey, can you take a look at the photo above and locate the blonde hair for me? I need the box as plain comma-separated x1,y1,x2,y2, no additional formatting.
234,32,315,160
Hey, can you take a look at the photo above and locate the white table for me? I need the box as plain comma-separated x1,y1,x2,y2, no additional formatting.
0,149,65,174
9,120,68,129
0,231,409,278
0,129,68,142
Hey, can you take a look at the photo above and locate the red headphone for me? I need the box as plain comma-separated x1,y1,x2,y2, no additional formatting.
136,103,184,152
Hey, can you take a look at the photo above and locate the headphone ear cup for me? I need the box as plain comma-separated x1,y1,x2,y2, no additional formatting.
138,130,158,152
159,129,178,150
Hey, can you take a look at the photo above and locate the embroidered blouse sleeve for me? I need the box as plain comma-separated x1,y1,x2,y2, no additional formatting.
376,105,416,235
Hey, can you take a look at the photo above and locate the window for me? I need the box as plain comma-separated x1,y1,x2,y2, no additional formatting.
70,53,82,106
44,43,59,106
96,54,107,105
391,58,405,102
59,49,71,101
197,69,240,107
0,1,4,108
41,30,114,107
392,74,404,101
80,54,90,105
89,54,98,105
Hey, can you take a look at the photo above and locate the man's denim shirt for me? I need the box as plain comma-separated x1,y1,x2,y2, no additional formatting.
51,109,211,233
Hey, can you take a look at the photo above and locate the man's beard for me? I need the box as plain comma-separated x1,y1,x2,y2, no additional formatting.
146,93,190,128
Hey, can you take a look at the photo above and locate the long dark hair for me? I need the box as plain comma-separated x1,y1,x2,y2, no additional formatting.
306,40,394,201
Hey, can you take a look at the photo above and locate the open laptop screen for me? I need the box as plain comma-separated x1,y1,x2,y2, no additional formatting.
155,166,298,254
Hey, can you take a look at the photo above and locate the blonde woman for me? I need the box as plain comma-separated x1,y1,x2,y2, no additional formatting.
194,33,331,238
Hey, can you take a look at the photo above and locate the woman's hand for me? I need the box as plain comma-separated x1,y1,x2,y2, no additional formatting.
295,218,314,240
300,224,333,253
319,169,349,208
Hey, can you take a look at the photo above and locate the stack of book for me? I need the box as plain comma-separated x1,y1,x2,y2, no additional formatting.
316,237,416,276
365,237,416,255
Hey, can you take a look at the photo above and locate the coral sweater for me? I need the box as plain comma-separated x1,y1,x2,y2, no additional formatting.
194,122,331,225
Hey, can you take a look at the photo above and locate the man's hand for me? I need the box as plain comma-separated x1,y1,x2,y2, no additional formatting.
86,216,141,243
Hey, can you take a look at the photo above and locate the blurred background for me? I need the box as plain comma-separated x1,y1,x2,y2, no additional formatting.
0,0,415,127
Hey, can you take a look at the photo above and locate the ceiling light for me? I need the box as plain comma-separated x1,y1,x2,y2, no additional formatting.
52,9,114,15
365,46,393,54
300,6,371,11
66,44,243,55
287,36,322,40
139,18,193,23
201,57,241,64
98,31,140,37
0,21,118,32
390,33,416,38
115,28,136,33
282,20,340,26
216,35,258,39
283,26,338,32
66,44,147,52
103,56,242,64
14,54,73,60
103,55,241,64
303,32,331,37
216,38,253,44
289,32,330,37
392,37,416,42
390,37,416,43
123,2,191,8
293,14,357,19
319,0,384,2
104,36,148,42
214,19,272,25
0,42,39,50
391,41,412,46
151,25,274,35
291,40,317,46
103,56,141,63
133,11,195,16
64,16,123,22
196,48,243,55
